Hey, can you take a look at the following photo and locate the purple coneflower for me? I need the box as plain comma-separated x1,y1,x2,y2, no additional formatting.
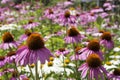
78,54,108,80
56,10,76,26
15,33,53,66
0,32,20,50
90,7,103,13
0,68,14,77
44,8,56,20
10,71,29,80
1,0,11,4
5,51,16,64
63,0,74,7
64,27,84,43
19,29,32,42
108,68,120,80
23,20,40,29
70,46,81,60
78,39,104,60
103,2,111,8
19,75,29,80
100,32,114,50
99,12,108,18
87,13,98,23
0,56,6,68
79,13,89,25
55,48,70,56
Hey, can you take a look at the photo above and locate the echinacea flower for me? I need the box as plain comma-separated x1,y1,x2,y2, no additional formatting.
23,20,40,29
0,56,6,68
63,0,74,7
99,12,108,18
108,68,120,80
78,39,104,60
56,10,76,26
1,0,11,4
10,71,29,80
43,8,56,20
79,13,89,25
78,54,108,80
64,27,84,43
5,51,16,64
19,75,29,80
87,13,98,23
0,32,20,50
90,7,103,13
100,32,114,50
15,33,53,66
19,29,32,42
103,2,111,8
55,48,70,56
70,46,81,60
0,68,14,77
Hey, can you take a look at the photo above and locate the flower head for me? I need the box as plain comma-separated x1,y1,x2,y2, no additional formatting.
101,32,111,41
87,39,100,52
108,68,120,80
113,68,120,76
19,29,32,42
78,54,108,79
100,32,114,50
15,33,53,66
78,39,104,60
0,56,6,68
6,51,16,63
86,54,102,68
0,32,20,50
64,27,84,43
64,10,71,18
55,48,70,56
2,32,14,43
25,29,32,36
67,27,79,37
27,33,44,50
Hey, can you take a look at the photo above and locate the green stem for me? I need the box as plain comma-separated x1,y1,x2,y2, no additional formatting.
35,62,38,80
14,62,20,80
5,65,9,80
49,20,54,51
28,65,35,80
62,56,67,79
72,43,79,80
40,66,44,80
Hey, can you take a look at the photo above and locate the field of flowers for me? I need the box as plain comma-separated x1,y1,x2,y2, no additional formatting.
0,0,120,80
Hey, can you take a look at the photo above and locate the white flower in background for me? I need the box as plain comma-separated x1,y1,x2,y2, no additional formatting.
4,11,18,17
18,55,74,79
91,32,102,37
104,64,117,70
113,47,120,52
117,38,120,42
104,61,117,70
44,35,53,41
104,56,120,70
0,24,22,31
69,8,77,16
109,55,120,59
110,60,120,65
42,55,74,76
17,61,42,77
79,31,85,35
